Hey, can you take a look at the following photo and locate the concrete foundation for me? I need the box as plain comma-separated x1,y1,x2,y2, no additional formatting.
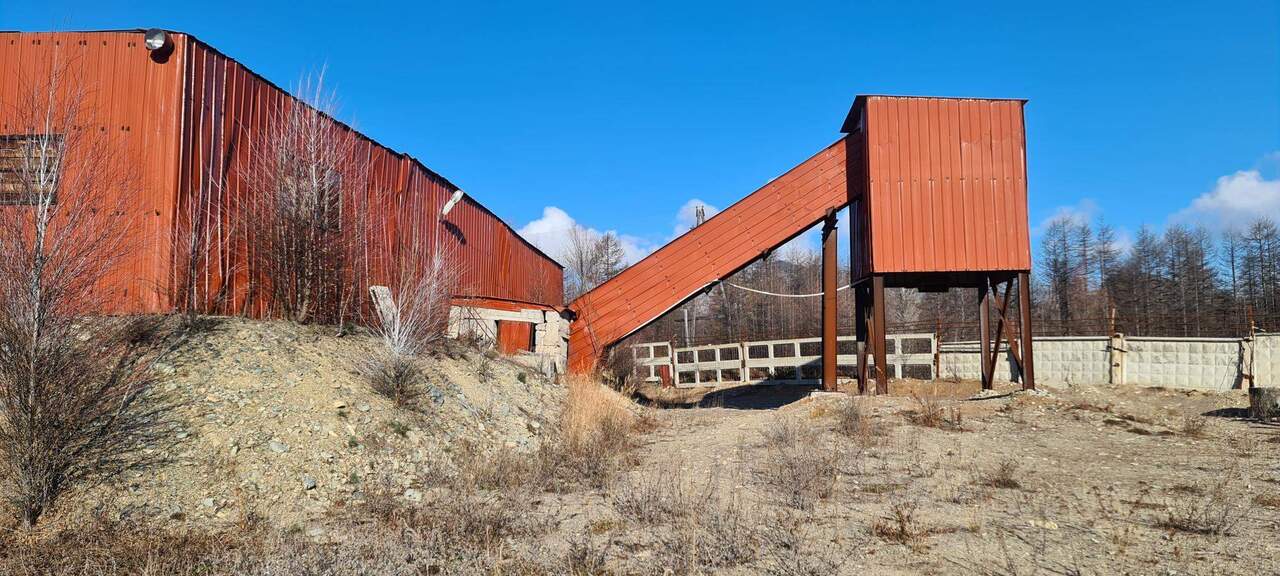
448,305,569,377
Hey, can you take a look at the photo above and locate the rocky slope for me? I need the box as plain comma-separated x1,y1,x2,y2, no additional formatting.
87,318,562,531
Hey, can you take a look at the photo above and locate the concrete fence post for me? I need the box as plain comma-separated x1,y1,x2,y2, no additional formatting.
1240,336,1255,389
1109,333,1126,385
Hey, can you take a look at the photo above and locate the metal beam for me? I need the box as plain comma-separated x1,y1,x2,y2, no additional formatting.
872,275,888,394
1018,271,1036,390
855,284,869,394
821,210,839,391
979,277,992,390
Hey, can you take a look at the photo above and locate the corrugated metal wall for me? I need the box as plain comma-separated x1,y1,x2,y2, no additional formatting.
0,30,562,318
848,96,1031,279
0,31,186,313
568,140,848,372
177,34,562,313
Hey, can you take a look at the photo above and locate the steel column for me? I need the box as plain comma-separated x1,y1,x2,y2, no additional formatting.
855,284,869,394
821,211,839,391
979,277,992,390
871,275,888,394
1018,271,1036,390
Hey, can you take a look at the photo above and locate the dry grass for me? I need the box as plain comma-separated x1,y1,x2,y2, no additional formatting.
905,394,963,430
445,376,647,493
649,488,762,574
0,488,580,576
1180,415,1209,438
977,458,1022,489
756,418,843,510
361,353,425,408
1156,467,1248,536
834,397,885,446
1253,493,1280,509
871,498,928,550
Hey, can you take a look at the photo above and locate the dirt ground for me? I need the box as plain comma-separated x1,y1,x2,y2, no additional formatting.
18,321,1280,574
559,380,1280,575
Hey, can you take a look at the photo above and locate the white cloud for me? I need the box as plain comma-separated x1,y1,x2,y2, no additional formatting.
672,198,720,238
519,197,849,270
516,206,653,266
1033,198,1099,236
1173,169,1280,232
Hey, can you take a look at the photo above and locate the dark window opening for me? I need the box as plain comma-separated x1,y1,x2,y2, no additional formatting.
0,134,62,205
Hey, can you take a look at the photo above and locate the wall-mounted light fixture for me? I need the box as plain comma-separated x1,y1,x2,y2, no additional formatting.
144,28,174,62
441,190,464,216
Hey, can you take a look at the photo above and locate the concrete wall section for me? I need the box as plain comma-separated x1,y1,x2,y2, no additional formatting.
940,337,1109,386
1124,337,1241,390
1033,337,1111,386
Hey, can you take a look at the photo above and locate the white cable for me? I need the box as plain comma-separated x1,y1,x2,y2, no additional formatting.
723,281,851,299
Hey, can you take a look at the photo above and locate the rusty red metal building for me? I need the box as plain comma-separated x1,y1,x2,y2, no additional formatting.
0,30,562,331
571,95,1035,393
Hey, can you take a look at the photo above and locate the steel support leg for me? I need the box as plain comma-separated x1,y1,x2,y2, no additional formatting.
855,284,869,395
821,212,839,391
872,275,888,395
979,277,992,390
1018,271,1036,390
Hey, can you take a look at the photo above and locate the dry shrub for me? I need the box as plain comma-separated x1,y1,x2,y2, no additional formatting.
756,418,843,510
1231,434,1261,458
650,489,761,574
760,514,849,576
835,397,883,445
871,498,928,549
362,353,425,408
611,465,705,525
1157,467,1247,536
1180,415,1208,438
542,377,640,489
977,458,1022,489
906,394,962,430
241,71,369,325
1253,493,1280,509
0,62,181,527
562,531,610,576
362,242,460,408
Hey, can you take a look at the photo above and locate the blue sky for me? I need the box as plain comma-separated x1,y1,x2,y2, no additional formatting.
6,1,1278,262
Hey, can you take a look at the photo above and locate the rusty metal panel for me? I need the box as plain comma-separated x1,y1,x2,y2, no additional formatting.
569,140,848,373
175,33,564,313
845,96,1031,280
0,30,562,318
0,31,186,313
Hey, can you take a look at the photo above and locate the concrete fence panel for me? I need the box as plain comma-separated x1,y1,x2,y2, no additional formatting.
1034,337,1111,386
1249,334,1280,387
1124,337,1241,390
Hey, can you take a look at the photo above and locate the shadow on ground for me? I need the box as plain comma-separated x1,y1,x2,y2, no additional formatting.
639,383,819,410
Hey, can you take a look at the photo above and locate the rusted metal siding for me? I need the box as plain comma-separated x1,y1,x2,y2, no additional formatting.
568,140,848,373
0,31,186,313
847,96,1031,280
496,320,534,355
0,30,562,319
176,34,563,313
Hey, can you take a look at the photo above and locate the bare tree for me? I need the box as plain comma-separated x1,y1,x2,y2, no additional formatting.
0,60,176,526
363,238,461,407
563,226,627,301
241,71,369,325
